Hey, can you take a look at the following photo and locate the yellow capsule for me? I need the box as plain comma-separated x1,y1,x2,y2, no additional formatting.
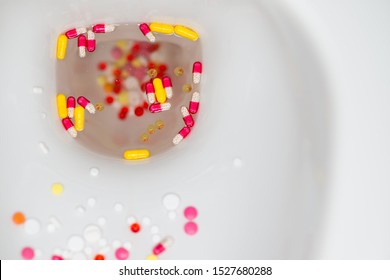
150,22,174,34
56,94,68,119
56,34,68,60
123,149,150,160
74,106,85,132
174,25,199,41
153,78,167,103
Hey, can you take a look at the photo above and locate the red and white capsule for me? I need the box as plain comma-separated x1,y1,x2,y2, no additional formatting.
145,82,156,104
62,117,77,138
189,91,200,114
153,236,174,256
149,102,171,113
192,61,202,84
87,30,96,52
78,35,86,58
173,126,191,145
181,106,194,127
139,23,155,42
162,76,173,99
92,24,115,33
65,27,87,39
77,96,96,114
67,96,75,118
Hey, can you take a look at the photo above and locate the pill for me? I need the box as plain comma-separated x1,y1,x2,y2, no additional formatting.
87,30,96,52
139,23,156,42
95,103,104,111
173,126,191,145
147,124,156,134
145,82,156,104
94,254,105,260
51,183,64,195
153,78,167,103
149,102,171,113
182,83,192,93
21,247,35,260
56,34,67,60
77,96,96,114
62,117,77,138
174,25,199,41
92,23,115,33
152,236,174,255
74,106,85,132
155,119,164,129
184,221,198,235
192,61,202,84
181,106,194,127
12,212,26,225
56,94,68,119
140,133,149,142
189,91,200,114
130,223,141,233
162,76,173,99
123,149,150,160
174,66,184,76
78,34,86,58
65,27,87,39
184,206,198,220
149,22,174,34
67,96,75,118
115,247,129,260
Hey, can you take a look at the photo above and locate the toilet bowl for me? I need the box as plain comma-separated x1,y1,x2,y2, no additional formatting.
0,0,330,259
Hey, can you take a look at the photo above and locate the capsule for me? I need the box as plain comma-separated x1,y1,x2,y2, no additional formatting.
181,106,194,127
87,30,96,52
162,76,173,99
192,61,202,84
149,102,171,113
145,82,156,104
189,91,200,114
65,27,87,39
67,96,75,118
92,24,115,33
123,149,150,160
153,236,174,255
152,78,167,104
174,25,199,41
56,34,67,60
74,106,85,132
77,96,96,114
78,34,86,58
139,23,156,42
173,126,191,145
149,22,174,35
62,117,77,138
57,94,68,119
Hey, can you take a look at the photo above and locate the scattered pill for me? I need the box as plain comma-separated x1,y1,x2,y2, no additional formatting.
78,34,87,58
112,240,121,249
142,217,151,226
173,126,191,145
149,102,171,113
94,254,105,260
145,82,156,104
184,221,198,235
147,124,156,134
123,242,132,250
149,22,174,34
67,96,75,118
174,66,184,76
90,167,99,176
95,103,104,111
87,30,96,52
127,216,136,225
32,86,43,94
84,225,102,243
124,149,150,160
24,218,41,235
130,223,141,233
162,76,173,99
56,94,68,119
174,25,199,41
92,23,115,33
153,78,167,103
56,34,67,60
21,247,35,260
135,106,144,117
67,235,85,252
155,119,164,129
52,255,64,260
12,212,26,225
192,61,202,84
115,247,129,260
182,83,192,93
181,106,194,127
147,254,158,260
147,68,158,78
114,203,124,212
189,91,200,114
51,183,64,195
184,206,198,220
152,236,173,255
65,27,87,39
162,193,180,210
87,198,96,207
62,117,77,138
140,133,149,142
77,96,96,114
74,106,85,132
139,23,156,42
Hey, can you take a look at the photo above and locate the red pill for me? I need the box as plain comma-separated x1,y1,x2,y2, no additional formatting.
98,62,107,70
94,254,105,260
135,106,144,117
105,96,114,104
130,223,141,233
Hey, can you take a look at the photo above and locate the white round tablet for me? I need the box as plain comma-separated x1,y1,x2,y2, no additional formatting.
162,193,180,210
83,225,102,243
67,235,85,252
24,218,41,235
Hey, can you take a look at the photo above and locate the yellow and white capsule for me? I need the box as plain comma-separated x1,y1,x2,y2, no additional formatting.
56,94,68,119
56,34,68,60
74,106,85,132
123,149,150,160
152,78,167,104
174,25,199,41
150,23,174,35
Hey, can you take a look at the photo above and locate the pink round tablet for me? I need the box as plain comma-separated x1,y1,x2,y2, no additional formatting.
184,221,198,235
115,247,129,260
184,206,198,220
111,47,123,60
51,255,64,260
21,247,34,260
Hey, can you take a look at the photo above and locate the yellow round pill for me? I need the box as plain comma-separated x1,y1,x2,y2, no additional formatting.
51,183,64,195
146,254,158,260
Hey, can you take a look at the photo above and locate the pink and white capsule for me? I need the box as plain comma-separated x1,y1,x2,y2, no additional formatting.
65,27,87,39
67,96,75,118
173,126,191,145
192,61,202,84
162,76,173,99
139,23,155,42
145,82,156,104
92,24,115,33
181,106,194,127
149,102,171,113
62,118,77,138
77,96,96,114
153,236,174,256
78,35,86,58
189,91,200,114
87,30,96,52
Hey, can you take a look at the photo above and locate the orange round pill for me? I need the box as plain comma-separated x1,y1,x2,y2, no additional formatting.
12,212,26,225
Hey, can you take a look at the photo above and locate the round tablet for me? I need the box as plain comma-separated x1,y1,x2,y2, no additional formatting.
21,247,34,260
83,225,102,243
162,193,180,210
184,206,198,220
184,221,198,235
67,235,85,252
24,218,40,235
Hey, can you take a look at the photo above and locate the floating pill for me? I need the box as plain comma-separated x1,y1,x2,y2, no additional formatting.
56,94,68,119
152,236,174,256
150,22,174,34
12,212,26,225
146,254,158,260
192,61,202,84
162,76,173,99
139,23,156,42
181,106,194,127
78,35,86,58
147,124,156,134
56,34,67,60
184,206,198,220
74,106,85,132
182,83,192,93
123,149,150,160
92,23,115,33
135,106,144,117
77,96,96,114
147,68,158,78
145,82,156,104
87,30,96,52
153,78,167,103
62,118,77,138
155,119,164,129
149,102,171,113
184,221,198,235
52,255,64,260
140,133,149,142
115,247,129,260
189,91,200,114
21,247,35,260
94,254,105,260
174,66,184,76
51,183,64,195
67,96,75,118
174,25,199,41
65,27,87,39
173,126,191,145
95,103,104,111
130,223,141,233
